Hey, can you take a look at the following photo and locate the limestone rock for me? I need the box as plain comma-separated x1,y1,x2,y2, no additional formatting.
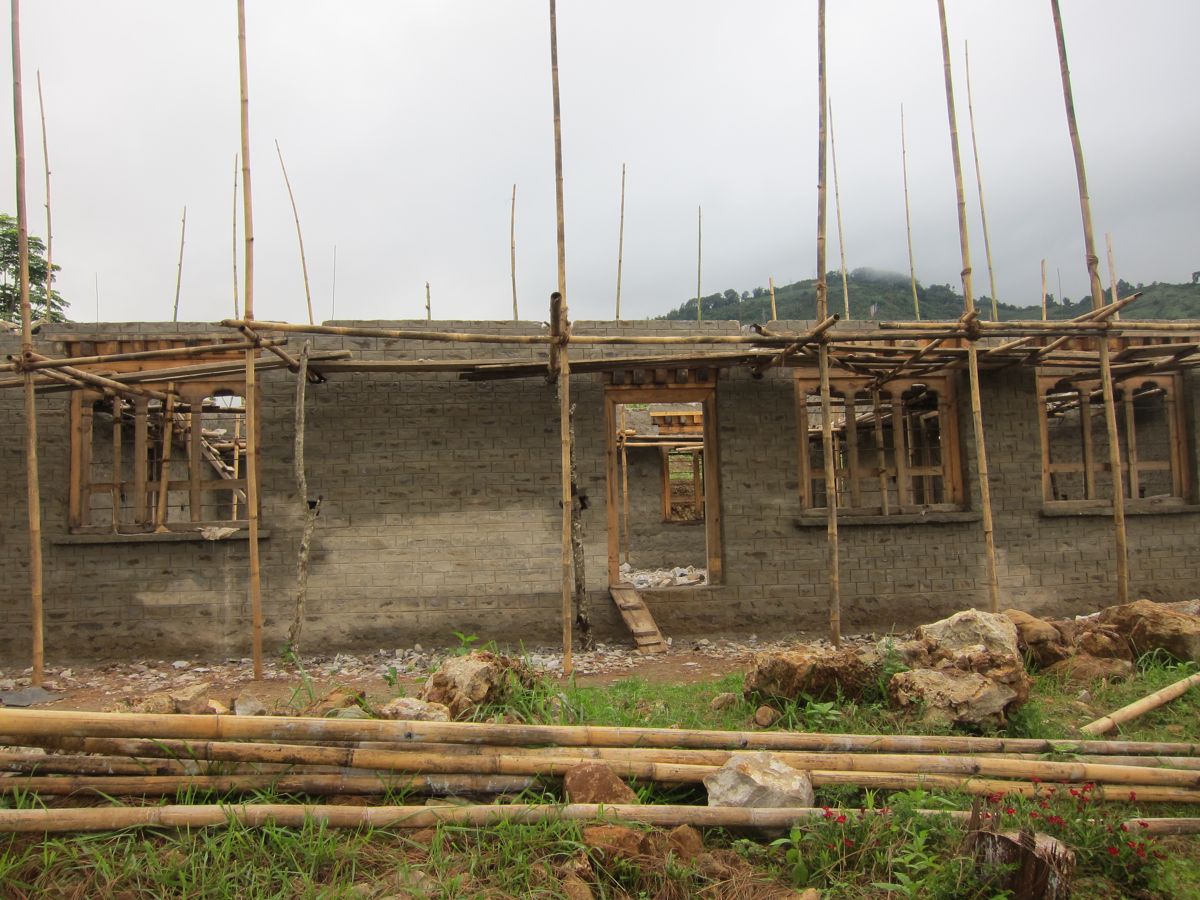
233,693,267,716
1043,654,1134,686
207,699,230,716
1098,600,1200,662
743,646,874,702
754,705,780,728
562,763,639,805
169,682,212,715
888,668,1019,728
919,609,1021,662
709,691,739,711
1077,627,1133,661
560,874,594,900
133,692,175,714
377,697,451,722
666,824,705,863
419,651,535,720
703,752,815,808
307,687,364,717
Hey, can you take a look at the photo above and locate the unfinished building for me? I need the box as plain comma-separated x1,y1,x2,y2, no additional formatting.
3,314,1198,663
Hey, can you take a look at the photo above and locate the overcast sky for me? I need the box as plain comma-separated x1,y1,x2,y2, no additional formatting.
1,1,1197,324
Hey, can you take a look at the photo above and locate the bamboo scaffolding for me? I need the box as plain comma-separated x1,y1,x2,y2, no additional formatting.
510,183,518,320
0,338,279,372
900,104,920,320
615,164,625,319
696,205,703,323
1106,233,1121,319
1051,0,1128,605
937,0,1000,613
232,153,240,318
1041,259,1048,321
548,0,573,675
275,139,314,325
985,292,1140,360
12,0,44,685
237,0,264,680
964,42,998,321
1082,672,1200,737
171,206,187,321
768,276,777,320
425,281,431,320
34,68,50,323
829,99,850,320
814,0,840,647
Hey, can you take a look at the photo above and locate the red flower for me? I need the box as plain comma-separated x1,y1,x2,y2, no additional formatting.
1107,846,1120,856
1138,820,1150,829
1120,824,1129,833
1129,791,1137,802
835,814,847,824
1046,815,1066,827
1030,811,1040,819
1004,807,1016,816
1031,776,1041,783
822,807,834,819
844,838,855,847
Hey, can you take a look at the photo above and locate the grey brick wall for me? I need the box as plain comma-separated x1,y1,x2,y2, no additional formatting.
1,320,1197,663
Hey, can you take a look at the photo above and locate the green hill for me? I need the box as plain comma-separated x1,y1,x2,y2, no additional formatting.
661,268,1200,323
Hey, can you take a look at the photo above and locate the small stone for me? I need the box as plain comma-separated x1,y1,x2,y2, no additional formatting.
582,824,655,862
1043,655,1134,686
710,692,739,711
169,682,212,715
561,873,594,900
378,697,451,722
307,687,364,717
171,660,189,670
207,699,230,715
133,692,175,714
562,762,639,805
327,706,370,719
234,693,267,716
754,705,780,727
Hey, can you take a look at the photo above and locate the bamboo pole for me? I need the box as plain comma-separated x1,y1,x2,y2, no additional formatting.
548,0,573,675
237,0,264,679
153,384,176,531
171,205,187,321
1050,0,1128,604
964,42,998,321
5,708,1200,756
815,0,839,647
0,774,536,798
1041,259,1048,321
768,276,777,321
1106,233,1121,320
275,139,314,325
1082,673,1200,737
232,154,240,318
1,339,276,372
425,281,431,320
937,0,1000,613
34,69,50,323
615,163,625,320
695,205,702,323
900,104,920,320
510,183,518,320
11,0,43,685
829,99,850,320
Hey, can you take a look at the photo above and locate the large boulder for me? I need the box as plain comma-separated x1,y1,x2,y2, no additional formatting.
703,752,815,808
1043,654,1134,686
743,647,874,702
1097,600,1200,662
419,651,535,720
919,609,1021,662
888,668,1021,729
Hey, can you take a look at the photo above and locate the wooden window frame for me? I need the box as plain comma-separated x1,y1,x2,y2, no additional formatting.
68,377,258,534
794,373,965,516
1037,371,1191,511
605,385,721,586
660,445,705,523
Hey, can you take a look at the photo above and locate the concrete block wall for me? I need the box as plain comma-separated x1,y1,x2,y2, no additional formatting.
1,320,1198,663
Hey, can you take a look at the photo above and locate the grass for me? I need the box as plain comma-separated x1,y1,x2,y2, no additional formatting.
2,653,1200,897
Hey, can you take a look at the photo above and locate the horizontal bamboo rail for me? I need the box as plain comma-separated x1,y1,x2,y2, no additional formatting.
0,339,281,372
28,354,170,402
223,319,554,345
0,801,1191,835
3,709,1196,757
0,773,536,797
1082,672,1200,736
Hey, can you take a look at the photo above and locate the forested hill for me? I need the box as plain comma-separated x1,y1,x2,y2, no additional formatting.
661,268,1200,323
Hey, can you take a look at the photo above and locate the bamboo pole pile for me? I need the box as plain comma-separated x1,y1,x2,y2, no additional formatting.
3,707,1200,834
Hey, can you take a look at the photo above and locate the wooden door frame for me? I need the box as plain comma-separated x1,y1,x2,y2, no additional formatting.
604,385,722,587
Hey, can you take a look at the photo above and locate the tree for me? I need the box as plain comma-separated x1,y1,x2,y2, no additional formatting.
0,214,68,323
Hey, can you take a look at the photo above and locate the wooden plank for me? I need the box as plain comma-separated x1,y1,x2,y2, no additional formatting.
1123,392,1139,500
797,384,812,509
111,398,123,531
132,399,148,525
893,394,911,507
1167,377,1187,499
609,587,666,653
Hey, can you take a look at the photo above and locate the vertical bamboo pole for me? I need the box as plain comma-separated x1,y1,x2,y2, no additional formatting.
171,206,186,322
619,408,630,566
695,205,702,323
12,0,44,685
34,69,49,322
425,282,431,321
111,398,123,531
232,155,240,319
237,0,264,679
275,140,314,325
615,164,625,320
815,0,840,647
768,276,777,321
231,416,241,519
1105,233,1121,320
510,183,518,320
548,0,573,675
154,387,176,532
1040,259,1048,321
900,105,920,320
937,0,1000,614
964,42,999,322
1050,0,1127,604
829,99,850,320
330,245,337,319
